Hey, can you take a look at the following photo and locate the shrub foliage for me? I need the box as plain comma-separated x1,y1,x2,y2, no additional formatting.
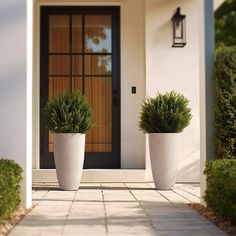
0,159,23,223
44,91,93,133
204,159,236,224
139,91,192,133
214,46,236,159
215,0,236,48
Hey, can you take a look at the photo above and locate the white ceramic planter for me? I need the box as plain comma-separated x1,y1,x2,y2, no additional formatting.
149,133,180,190
53,133,85,191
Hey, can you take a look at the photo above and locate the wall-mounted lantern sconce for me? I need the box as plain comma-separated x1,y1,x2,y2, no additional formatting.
171,7,186,48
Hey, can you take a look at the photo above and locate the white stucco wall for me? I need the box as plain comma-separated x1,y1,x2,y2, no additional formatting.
145,0,200,182
0,0,32,207
121,0,145,168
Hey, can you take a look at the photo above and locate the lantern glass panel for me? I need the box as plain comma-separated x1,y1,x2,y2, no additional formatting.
174,21,183,39
172,18,186,47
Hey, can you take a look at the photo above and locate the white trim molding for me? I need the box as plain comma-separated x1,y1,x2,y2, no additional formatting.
33,169,200,183
33,169,146,183
199,0,215,204
25,0,33,208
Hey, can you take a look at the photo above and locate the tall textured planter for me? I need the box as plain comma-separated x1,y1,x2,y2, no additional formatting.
149,133,179,190
54,133,85,191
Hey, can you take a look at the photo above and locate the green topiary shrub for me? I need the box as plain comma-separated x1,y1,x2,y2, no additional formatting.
204,159,236,224
139,91,192,133
214,46,236,159
0,159,23,223
44,91,93,133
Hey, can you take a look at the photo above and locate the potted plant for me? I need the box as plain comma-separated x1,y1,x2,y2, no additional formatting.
139,91,192,190
44,91,93,190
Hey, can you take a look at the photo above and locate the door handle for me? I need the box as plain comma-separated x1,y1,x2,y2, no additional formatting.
114,96,117,107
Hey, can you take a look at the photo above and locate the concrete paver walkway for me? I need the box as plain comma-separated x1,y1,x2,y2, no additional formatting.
9,183,226,236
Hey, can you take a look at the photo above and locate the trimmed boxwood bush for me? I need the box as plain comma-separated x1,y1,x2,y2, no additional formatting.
204,159,236,224
139,91,192,133
0,159,23,223
214,46,236,159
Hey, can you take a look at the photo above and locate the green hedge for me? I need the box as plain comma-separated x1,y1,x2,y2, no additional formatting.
204,159,236,224
0,159,23,223
214,46,236,159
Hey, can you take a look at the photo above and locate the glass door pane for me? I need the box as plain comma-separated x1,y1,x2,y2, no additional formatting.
85,15,112,53
49,15,70,53
85,77,112,152
72,15,82,53
84,15,112,152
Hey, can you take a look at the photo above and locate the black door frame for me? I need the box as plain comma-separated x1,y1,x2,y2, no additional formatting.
40,6,120,169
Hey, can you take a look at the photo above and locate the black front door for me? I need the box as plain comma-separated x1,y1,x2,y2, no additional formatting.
40,6,120,169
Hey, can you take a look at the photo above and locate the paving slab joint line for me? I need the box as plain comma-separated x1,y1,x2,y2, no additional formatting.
101,184,109,235
174,189,200,202
32,189,50,207
147,183,198,206
60,190,77,236
171,189,192,203
124,183,157,233
176,186,200,199
146,183,174,205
